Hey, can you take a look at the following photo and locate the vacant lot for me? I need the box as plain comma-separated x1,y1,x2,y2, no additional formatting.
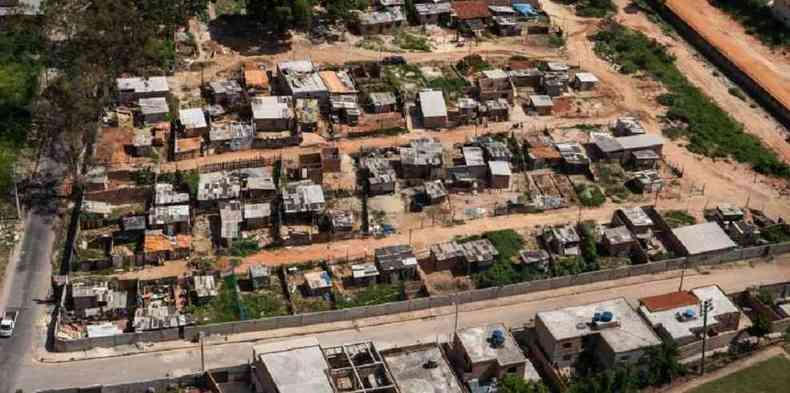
689,355,790,393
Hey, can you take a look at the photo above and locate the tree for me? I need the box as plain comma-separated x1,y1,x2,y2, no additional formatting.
327,0,369,22
643,343,686,386
749,314,771,337
499,374,549,393
292,0,314,29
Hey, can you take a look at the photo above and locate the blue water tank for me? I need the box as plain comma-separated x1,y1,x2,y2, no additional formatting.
593,312,602,322
601,311,614,322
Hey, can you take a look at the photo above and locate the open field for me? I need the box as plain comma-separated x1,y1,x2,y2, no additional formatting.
688,355,790,393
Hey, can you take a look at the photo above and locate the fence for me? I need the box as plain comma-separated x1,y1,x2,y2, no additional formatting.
37,365,251,393
52,240,790,351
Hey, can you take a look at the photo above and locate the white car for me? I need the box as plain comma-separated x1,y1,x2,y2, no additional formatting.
0,311,18,337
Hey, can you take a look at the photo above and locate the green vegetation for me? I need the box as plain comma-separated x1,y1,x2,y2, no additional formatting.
427,77,468,103
499,375,549,393
395,31,431,52
473,230,550,288
548,33,567,48
593,23,790,178
579,221,600,271
335,284,403,309
241,292,289,319
568,343,685,392
383,64,426,90
575,184,606,207
187,276,242,324
246,0,317,32
594,163,631,202
562,0,617,18
761,225,790,243
0,29,43,194
456,54,492,76
230,238,261,257
663,210,697,228
689,356,790,393
710,0,790,48
728,87,746,101
484,229,525,260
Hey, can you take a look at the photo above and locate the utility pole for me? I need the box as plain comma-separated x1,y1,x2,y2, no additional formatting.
699,299,713,375
200,332,206,372
678,263,686,292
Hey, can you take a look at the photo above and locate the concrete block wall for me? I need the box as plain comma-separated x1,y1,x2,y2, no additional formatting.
53,240,790,352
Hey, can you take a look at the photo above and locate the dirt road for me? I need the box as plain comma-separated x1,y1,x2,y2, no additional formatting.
664,0,790,126
614,0,790,163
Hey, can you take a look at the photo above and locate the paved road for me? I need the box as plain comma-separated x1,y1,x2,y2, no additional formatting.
11,258,790,392
0,212,56,393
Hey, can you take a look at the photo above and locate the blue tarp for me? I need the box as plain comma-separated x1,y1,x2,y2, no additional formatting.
513,3,538,17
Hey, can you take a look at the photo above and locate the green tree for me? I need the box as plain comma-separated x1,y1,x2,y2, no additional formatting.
643,343,686,386
499,374,549,393
292,0,314,28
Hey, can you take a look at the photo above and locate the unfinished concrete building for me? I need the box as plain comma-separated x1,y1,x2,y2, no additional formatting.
323,342,400,393
477,69,513,102
450,324,530,386
283,180,326,219
400,138,444,179
375,244,418,283
361,155,397,195
382,344,464,393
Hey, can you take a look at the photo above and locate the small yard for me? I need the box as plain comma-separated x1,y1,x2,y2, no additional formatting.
594,162,632,202
335,284,403,309
575,184,606,207
689,355,790,393
663,209,697,228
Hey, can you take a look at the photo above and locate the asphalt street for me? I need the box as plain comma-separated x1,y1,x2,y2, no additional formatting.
10,257,790,392
0,212,55,393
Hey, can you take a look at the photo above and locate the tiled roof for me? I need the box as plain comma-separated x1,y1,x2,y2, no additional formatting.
452,1,492,19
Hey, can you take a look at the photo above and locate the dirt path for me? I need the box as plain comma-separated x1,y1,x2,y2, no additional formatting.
662,346,790,393
664,0,790,126
612,0,790,163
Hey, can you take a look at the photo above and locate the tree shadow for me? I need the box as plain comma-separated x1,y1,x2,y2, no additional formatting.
207,15,293,56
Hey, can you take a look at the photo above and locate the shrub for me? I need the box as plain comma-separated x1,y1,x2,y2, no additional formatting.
592,23,790,179
575,184,606,207
728,87,746,100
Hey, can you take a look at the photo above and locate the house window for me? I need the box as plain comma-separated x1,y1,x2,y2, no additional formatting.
562,355,572,361
507,367,517,374
562,342,573,348
620,355,630,362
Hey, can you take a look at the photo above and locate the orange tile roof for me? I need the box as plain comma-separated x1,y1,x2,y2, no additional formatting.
144,233,174,253
319,71,353,94
529,146,561,159
244,69,269,88
175,137,202,153
452,1,491,20
640,291,699,312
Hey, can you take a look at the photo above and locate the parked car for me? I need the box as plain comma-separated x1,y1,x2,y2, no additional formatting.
0,310,18,337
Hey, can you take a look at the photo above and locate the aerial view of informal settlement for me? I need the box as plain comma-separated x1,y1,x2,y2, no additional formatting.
2,0,790,392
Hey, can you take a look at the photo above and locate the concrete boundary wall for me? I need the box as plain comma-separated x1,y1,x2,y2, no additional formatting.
652,0,790,128
53,240,790,351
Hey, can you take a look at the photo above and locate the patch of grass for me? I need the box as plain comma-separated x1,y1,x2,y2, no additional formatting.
484,229,525,260
240,292,289,319
595,162,631,202
335,284,402,309
230,238,261,257
710,0,790,48
575,184,606,207
761,225,790,244
456,54,492,76
728,87,746,101
689,356,790,393
548,33,566,48
593,23,790,178
356,36,389,51
562,0,616,18
427,77,467,102
663,210,696,228
394,31,431,52
186,276,241,324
